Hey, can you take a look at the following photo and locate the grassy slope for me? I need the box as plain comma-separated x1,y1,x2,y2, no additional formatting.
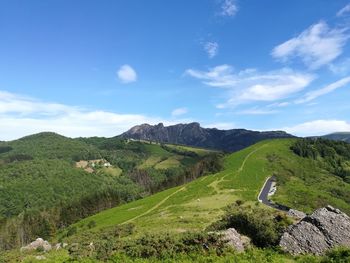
0,133,213,225
63,139,276,238
137,143,214,169
65,138,350,240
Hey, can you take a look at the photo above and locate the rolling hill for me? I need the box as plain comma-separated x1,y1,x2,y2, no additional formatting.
321,132,350,143
0,132,217,250
120,122,294,152
61,138,350,240
2,137,350,262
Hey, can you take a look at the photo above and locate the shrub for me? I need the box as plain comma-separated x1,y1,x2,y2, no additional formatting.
208,204,292,248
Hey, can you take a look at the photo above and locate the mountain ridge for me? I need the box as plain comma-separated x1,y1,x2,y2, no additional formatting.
120,122,295,152
321,132,350,143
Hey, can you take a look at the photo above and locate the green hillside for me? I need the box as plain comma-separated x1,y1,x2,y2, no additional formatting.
0,133,217,250
56,138,350,255
2,138,350,262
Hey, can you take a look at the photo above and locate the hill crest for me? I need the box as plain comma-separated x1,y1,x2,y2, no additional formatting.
120,122,294,152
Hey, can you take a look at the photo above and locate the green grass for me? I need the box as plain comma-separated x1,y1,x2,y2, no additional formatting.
62,140,277,239
154,156,182,169
64,138,350,242
143,144,172,156
100,166,122,177
138,156,163,169
164,144,217,156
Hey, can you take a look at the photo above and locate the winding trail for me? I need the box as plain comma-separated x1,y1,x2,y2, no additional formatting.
122,186,187,224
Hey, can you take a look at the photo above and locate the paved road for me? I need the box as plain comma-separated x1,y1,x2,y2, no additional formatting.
258,176,289,211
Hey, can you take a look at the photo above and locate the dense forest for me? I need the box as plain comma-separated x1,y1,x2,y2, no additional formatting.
291,138,350,182
0,133,222,250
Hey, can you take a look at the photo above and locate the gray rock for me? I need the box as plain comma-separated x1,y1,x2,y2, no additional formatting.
20,238,52,252
120,122,294,152
221,228,244,252
280,205,350,255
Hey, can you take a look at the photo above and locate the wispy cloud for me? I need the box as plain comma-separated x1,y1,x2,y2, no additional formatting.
117,64,137,83
220,0,238,17
185,65,314,108
337,4,350,17
282,119,350,136
272,21,349,69
329,58,350,75
204,42,219,58
237,108,278,115
296,76,350,103
171,107,188,117
267,102,290,108
0,90,172,140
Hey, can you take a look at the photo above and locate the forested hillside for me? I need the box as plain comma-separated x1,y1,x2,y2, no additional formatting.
0,133,220,250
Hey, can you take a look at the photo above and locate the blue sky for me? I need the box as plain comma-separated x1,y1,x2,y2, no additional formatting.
1,0,350,140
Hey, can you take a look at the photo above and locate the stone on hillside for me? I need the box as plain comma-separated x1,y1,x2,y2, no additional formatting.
280,205,350,255
287,209,306,219
222,228,244,252
20,238,52,252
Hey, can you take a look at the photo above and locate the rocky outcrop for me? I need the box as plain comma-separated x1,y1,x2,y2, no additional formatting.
120,122,294,152
20,238,52,252
221,228,244,252
280,206,350,255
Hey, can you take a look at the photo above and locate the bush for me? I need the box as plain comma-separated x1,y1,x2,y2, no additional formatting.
322,247,350,263
208,204,292,248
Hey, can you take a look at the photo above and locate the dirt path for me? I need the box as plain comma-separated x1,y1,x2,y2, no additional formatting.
122,186,187,224
238,144,267,172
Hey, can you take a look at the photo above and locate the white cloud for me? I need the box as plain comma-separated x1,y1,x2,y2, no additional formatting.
272,21,348,69
0,90,173,140
117,64,137,83
186,65,314,108
237,108,278,115
282,119,350,136
204,42,219,58
171,107,188,117
267,102,290,108
220,0,238,17
296,76,350,103
329,58,350,75
337,4,350,17
204,122,236,130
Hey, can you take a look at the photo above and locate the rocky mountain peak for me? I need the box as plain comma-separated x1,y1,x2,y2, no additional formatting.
120,122,294,152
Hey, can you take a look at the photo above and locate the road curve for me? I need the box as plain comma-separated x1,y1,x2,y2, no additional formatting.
258,176,289,211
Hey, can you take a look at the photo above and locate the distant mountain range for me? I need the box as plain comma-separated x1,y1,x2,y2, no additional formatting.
120,122,294,152
321,132,350,143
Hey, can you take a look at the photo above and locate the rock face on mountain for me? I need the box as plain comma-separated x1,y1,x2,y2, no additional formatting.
280,206,350,255
120,122,294,152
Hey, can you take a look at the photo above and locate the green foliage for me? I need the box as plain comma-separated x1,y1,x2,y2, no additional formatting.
322,247,350,263
291,138,350,181
208,204,292,248
0,132,216,250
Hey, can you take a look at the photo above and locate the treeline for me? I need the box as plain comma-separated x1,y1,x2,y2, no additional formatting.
129,154,223,194
160,144,198,157
0,179,142,250
291,138,350,182
0,132,224,250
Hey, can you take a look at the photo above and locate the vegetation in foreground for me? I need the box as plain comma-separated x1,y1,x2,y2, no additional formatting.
0,132,219,250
